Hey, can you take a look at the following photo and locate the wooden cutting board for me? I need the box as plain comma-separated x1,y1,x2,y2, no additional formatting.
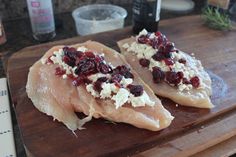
7,16,236,157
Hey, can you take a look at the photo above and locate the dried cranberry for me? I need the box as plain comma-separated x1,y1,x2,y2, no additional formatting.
113,65,134,78
63,56,75,67
75,51,84,58
152,67,165,83
158,34,168,46
190,76,200,88
151,38,159,49
63,47,80,60
95,55,104,63
85,51,95,58
182,78,191,84
164,58,174,66
137,35,148,44
83,78,92,84
55,67,66,76
76,58,97,75
67,74,75,79
158,45,171,59
111,74,123,83
47,57,53,64
93,80,103,93
98,63,112,74
139,58,150,67
179,58,186,64
127,85,144,97
97,77,108,82
165,42,175,52
165,71,182,86
155,31,162,37
152,52,165,61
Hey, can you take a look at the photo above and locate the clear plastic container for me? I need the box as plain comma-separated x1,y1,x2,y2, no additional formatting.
72,4,127,36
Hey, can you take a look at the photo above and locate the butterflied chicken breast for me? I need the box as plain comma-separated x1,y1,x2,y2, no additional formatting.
117,30,213,108
26,41,174,132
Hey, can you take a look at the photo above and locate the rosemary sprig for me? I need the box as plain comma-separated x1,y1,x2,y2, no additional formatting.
202,7,232,31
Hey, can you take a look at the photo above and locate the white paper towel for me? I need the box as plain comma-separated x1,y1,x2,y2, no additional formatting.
0,78,16,157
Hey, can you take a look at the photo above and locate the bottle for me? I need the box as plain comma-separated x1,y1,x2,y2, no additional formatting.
132,0,162,34
0,17,7,45
26,0,56,42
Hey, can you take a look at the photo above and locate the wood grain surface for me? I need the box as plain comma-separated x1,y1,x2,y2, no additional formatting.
7,16,236,157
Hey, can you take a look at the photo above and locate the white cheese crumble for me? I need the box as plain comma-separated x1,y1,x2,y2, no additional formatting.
100,83,118,99
112,88,130,109
129,91,155,107
120,77,133,87
77,46,88,52
88,73,109,82
86,84,99,98
138,29,148,36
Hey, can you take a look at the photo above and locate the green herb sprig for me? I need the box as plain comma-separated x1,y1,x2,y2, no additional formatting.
202,7,233,31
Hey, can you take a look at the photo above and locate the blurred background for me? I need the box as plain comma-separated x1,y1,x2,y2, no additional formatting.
0,0,206,53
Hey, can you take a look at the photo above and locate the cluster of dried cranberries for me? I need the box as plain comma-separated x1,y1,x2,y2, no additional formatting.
137,32,200,88
51,47,144,97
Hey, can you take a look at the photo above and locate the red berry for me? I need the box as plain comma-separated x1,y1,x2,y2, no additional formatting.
111,74,123,83
98,63,112,74
164,58,174,66
55,67,66,76
190,76,200,88
85,51,95,58
127,85,144,97
155,31,162,37
152,52,165,61
139,58,150,67
93,80,103,93
179,58,186,64
47,57,53,64
165,71,182,86
137,35,148,44
152,67,165,83
182,78,191,84
63,55,75,67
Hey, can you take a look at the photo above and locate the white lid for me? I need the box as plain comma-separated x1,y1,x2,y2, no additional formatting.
161,0,195,12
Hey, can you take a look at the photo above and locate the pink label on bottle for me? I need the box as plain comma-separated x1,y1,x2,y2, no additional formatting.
31,2,40,8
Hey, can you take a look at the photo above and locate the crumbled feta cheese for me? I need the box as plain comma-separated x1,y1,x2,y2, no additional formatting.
178,83,192,91
149,33,156,39
127,42,156,60
112,88,130,109
77,46,88,52
100,83,118,99
172,51,182,60
138,29,148,36
86,84,99,97
120,77,133,87
149,59,170,72
88,73,108,82
129,91,155,107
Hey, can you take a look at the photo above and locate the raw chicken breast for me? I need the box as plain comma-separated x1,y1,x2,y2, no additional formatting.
26,41,174,132
118,36,213,109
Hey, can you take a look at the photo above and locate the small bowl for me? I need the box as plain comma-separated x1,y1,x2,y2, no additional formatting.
72,4,127,36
